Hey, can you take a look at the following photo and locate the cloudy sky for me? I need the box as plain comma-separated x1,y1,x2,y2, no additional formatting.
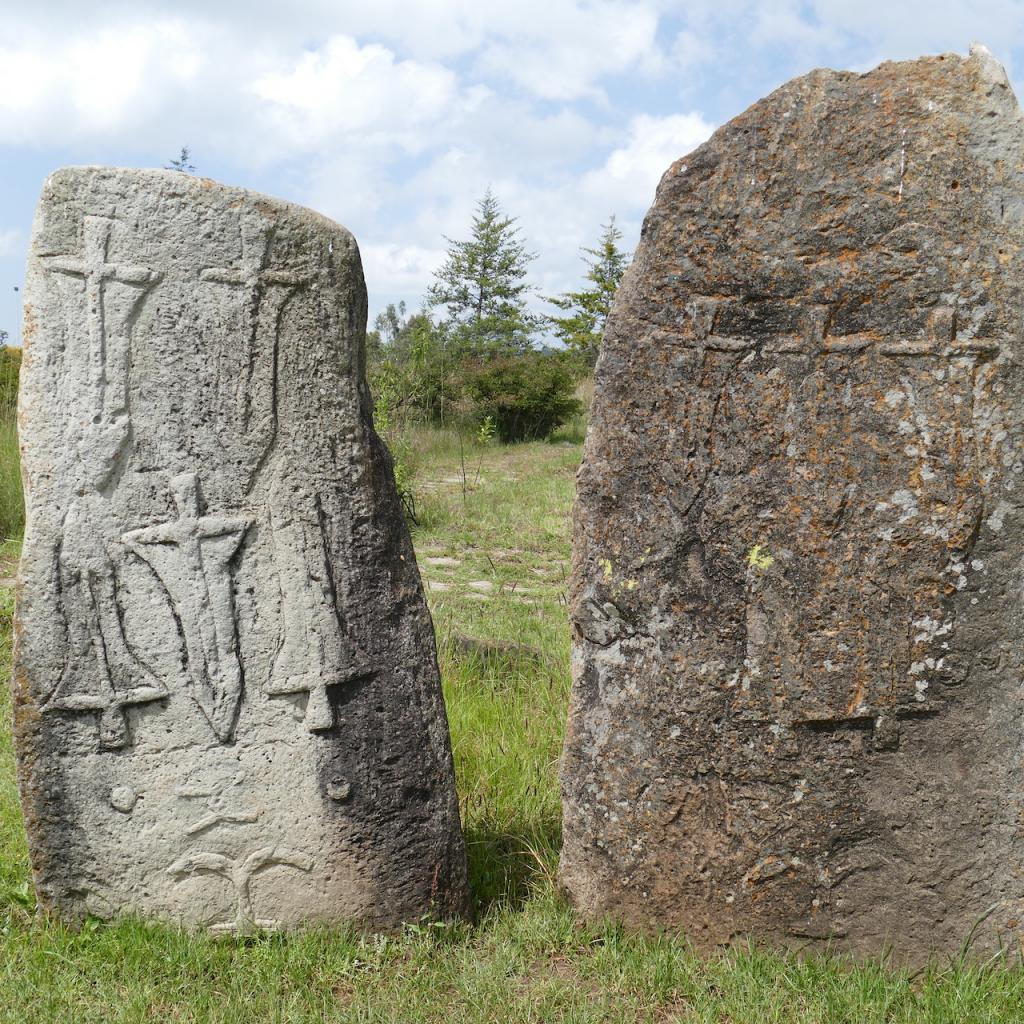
2,1,1023,345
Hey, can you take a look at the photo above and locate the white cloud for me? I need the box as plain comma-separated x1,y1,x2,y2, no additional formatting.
0,22,480,161
583,112,715,210
250,36,462,151
477,1,663,100
13,0,1020,345
360,243,448,310
0,20,204,145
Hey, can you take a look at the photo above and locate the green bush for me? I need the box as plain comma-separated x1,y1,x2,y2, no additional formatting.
368,316,462,425
461,352,582,443
370,362,421,522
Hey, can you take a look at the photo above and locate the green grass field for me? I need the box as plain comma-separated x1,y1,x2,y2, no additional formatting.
3,422,1024,1022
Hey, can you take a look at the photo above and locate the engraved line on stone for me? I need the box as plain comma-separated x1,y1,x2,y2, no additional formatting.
703,335,753,352
762,337,807,355
166,846,313,935
200,215,310,490
952,340,1002,355
821,335,874,352
175,776,260,836
42,215,161,430
266,478,374,731
45,506,169,751
801,305,832,350
686,297,720,341
685,332,1004,359
121,473,250,743
877,341,937,356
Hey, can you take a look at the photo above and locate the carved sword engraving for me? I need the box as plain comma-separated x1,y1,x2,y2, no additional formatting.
122,473,250,742
266,474,373,731
175,771,260,835
47,499,168,749
40,216,166,749
200,214,309,486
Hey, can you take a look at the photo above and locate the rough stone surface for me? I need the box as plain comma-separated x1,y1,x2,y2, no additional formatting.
14,167,467,932
560,47,1024,960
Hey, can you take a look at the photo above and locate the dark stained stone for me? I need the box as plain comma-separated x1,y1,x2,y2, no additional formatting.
560,46,1024,960
14,167,467,932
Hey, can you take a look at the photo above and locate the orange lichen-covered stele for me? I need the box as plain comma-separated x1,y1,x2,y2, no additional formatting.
560,44,1024,962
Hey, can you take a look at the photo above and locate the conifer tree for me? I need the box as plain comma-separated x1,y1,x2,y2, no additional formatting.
165,147,196,173
547,217,630,367
427,189,539,354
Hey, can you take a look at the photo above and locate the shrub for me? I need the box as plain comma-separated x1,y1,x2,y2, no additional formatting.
368,317,462,425
460,352,582,443
370,365,418,522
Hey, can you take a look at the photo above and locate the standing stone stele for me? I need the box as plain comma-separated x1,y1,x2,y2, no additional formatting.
560,46,1024,960
14,167,467,932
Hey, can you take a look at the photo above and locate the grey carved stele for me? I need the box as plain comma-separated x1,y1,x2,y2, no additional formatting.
560,47,1024,961
13,167,468,932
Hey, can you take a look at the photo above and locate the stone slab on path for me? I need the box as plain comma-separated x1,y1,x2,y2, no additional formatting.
560,47,1024,961
14,167,467,933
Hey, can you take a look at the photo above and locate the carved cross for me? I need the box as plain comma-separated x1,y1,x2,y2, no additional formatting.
122,473,250,742
200,214,308,295
200,215,309,481
44,216,160,428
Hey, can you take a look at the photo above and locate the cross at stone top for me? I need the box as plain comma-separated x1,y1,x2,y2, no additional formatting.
200,213,308,293
45,215,160,288
42,216,161,427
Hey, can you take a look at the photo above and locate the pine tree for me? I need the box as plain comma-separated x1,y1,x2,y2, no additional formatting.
165,147,196,174
547,217,630,367
427,189,539,355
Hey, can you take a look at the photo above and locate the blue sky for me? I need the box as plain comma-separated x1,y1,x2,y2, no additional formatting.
3,1,1024,345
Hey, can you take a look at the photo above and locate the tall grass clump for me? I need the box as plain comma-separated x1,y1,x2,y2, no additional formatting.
0,349,23,543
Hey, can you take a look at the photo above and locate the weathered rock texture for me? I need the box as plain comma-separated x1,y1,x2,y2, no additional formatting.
14,167,467,932
560,46,1024,959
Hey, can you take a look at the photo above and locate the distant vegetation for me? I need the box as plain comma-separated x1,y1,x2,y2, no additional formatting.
366,190,629,511
0,345,22,542
164,146,196,174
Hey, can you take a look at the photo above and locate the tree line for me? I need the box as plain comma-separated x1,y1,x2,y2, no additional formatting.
366,189,630,449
